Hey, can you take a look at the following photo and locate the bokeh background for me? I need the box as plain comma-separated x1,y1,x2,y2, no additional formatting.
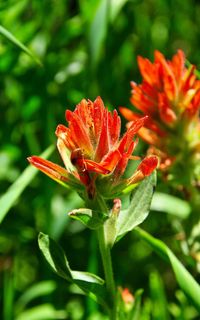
1,0,200,319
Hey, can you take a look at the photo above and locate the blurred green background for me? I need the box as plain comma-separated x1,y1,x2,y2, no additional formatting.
1,0,200,319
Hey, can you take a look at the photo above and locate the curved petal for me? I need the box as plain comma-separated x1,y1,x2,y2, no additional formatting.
127,155,158,185
27,156,81,189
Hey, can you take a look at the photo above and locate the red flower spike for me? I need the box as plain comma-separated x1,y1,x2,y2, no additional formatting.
28,97,157,199
120,50,200,170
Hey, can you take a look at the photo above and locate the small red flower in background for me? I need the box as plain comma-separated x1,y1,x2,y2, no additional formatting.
28,97,157,199
119,287,135,312
121,288,134,305
120,50,200,170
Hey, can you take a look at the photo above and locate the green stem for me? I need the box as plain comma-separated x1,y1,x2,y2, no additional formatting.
94,196,117,320
97,226,116,320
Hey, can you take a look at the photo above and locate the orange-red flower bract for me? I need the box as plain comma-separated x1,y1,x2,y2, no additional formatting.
28,97,158,199
120,50,200,170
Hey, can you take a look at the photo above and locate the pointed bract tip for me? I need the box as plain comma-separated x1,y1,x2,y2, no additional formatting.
138,155,159,176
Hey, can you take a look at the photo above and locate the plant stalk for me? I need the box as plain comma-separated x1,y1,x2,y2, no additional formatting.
97,225,117,320
88,194,117,319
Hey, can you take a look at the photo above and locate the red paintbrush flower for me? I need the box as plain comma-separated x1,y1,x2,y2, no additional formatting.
28,97,157,199
120,50,200,170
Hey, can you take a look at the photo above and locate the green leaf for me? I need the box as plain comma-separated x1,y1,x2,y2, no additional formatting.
89,0,108,66
0,25,42,66
0,145,54,224
109,0,128,23
71,271,104,285
15,304,66,320
116,172,156,240
149,271,170,320
68,208,107,230
130,289,143,320
15,281,56,314
71,271,108,310
151,192,191,219
38,233,108,310
186,59,200,79
135,227,200,312
38,232,72,281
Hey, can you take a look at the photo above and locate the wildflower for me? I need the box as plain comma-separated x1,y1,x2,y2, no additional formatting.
119,287,135,313
28,97,157,200
120,50,200,171
121,288,134,305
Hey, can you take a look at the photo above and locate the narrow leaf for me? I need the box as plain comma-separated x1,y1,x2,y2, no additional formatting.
135,227,200,312
116,172,156,240
71,271,108,311
15,304,66,320
130,289,143,320
0,145,54,224
0,25,42,66
151,192,191,219
71,271,104,285
149,271,170,320
89,0,108,66
109,0,128,23
38,233,72,281
15,281,56,314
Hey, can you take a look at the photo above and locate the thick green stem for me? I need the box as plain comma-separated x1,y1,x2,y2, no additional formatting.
97,225,117,320
91,195,117,320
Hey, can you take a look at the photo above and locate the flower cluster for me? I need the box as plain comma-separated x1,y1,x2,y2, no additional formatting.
120,50,200,171
28,97,157,200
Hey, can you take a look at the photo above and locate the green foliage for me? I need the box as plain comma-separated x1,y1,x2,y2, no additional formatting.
38,232,109,311
69,208,108,230
0,25,42,66
0,145,54,223
1,0,200,319
38,232,72,281
151,192,191,219
116,172,156,240
135,227,200,312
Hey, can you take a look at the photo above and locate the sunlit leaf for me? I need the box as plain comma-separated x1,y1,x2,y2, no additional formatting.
15,281,56,314
116,172,156,240
89,0,108,66
0,145,54,224
109,0,128,23
15,304,66,320
135,227,200,312
151,192,191,219
72,270,108,310
0,25,42,66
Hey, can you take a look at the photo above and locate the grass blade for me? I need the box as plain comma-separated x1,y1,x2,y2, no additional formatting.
0,145,54,224
0,25,42,66
135,227,200,312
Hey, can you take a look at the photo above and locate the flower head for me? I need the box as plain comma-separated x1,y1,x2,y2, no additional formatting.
120,50,200,170
28,97,157,199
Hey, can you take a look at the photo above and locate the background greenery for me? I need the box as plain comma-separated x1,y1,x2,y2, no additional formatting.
1,0,200,319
